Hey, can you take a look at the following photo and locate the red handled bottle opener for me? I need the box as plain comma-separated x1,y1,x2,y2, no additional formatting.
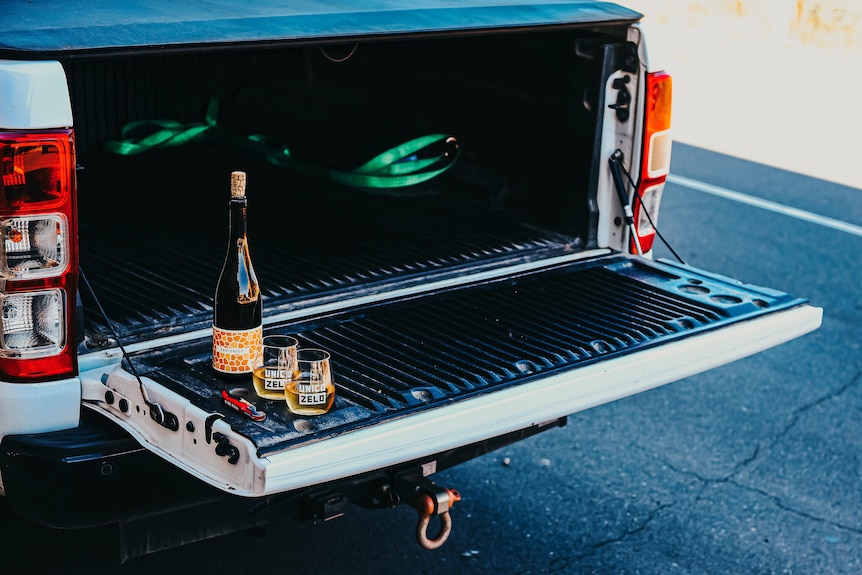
221,389,266,422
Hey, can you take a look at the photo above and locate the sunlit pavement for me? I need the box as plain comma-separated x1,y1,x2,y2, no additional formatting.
624,1,862,191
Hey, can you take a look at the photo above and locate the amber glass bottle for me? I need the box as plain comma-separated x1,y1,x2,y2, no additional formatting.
212,171,262,376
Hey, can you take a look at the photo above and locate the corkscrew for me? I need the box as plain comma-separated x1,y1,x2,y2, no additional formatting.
221,388,267,422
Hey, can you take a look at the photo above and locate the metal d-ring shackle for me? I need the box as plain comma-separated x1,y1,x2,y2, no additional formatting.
415,488,461,550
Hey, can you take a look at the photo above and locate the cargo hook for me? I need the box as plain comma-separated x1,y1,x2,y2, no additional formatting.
414,488,461,550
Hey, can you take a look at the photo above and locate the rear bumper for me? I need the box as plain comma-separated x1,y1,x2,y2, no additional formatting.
0,406,565,531
0,409,222,528
0,377,81,447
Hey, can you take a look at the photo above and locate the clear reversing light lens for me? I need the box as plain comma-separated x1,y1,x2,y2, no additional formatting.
647,130,672,179
0,289,65,357
1,214,68,279
636,185,663,237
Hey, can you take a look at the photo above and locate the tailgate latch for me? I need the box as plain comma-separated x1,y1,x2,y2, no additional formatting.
608,75,632,122
212,431,240,465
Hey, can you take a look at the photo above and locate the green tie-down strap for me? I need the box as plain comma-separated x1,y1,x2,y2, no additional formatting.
104,98,460,192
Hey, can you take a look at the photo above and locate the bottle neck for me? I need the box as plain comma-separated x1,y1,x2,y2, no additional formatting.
228,197,248,239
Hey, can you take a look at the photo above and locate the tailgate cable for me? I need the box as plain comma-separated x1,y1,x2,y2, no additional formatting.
80,268,178,431
608,149,686,264
608,149,643,255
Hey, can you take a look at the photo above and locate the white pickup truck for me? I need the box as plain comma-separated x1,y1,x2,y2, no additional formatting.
0,0,821,562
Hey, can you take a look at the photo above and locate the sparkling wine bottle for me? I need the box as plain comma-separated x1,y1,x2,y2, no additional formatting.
212,170,262,376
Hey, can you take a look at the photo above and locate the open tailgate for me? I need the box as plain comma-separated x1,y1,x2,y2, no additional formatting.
80,254,821,496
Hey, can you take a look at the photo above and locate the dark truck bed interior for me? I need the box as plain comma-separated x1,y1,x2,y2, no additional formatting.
70,30,622,346
64,28,808,454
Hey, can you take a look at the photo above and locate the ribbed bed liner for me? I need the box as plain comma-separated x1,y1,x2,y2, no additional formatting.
128,255,806,456
77,177,579,345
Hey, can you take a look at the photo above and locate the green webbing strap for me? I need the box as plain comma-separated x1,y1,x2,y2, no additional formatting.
104,98,460,191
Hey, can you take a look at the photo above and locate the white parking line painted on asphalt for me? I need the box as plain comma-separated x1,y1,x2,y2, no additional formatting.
667,174,862,238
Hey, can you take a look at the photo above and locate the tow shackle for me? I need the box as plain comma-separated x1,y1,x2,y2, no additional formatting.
414,487,461,550
394,469,462,550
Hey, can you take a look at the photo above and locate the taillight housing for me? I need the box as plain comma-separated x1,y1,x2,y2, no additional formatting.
0,129,78,381
631,71,672,254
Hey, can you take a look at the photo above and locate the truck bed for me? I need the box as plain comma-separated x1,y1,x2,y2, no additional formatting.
65,34,818,495
76,144,816,476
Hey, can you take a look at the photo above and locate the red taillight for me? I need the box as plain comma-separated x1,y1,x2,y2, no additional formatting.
0,129,78,381
631,71,672,254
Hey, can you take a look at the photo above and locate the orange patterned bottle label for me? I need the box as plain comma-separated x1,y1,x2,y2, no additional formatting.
212,325,262,374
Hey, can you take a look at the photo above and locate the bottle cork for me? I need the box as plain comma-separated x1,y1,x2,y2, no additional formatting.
230,171,247,198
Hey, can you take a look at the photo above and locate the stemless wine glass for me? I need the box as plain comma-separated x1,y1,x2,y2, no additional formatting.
252,335,299,400
285,348,336,416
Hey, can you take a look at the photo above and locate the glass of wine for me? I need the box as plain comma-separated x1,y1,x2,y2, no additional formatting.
285,348,336,416
252,335,299,400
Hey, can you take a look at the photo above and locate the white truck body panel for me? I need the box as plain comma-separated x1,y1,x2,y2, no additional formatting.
0,60,72,130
